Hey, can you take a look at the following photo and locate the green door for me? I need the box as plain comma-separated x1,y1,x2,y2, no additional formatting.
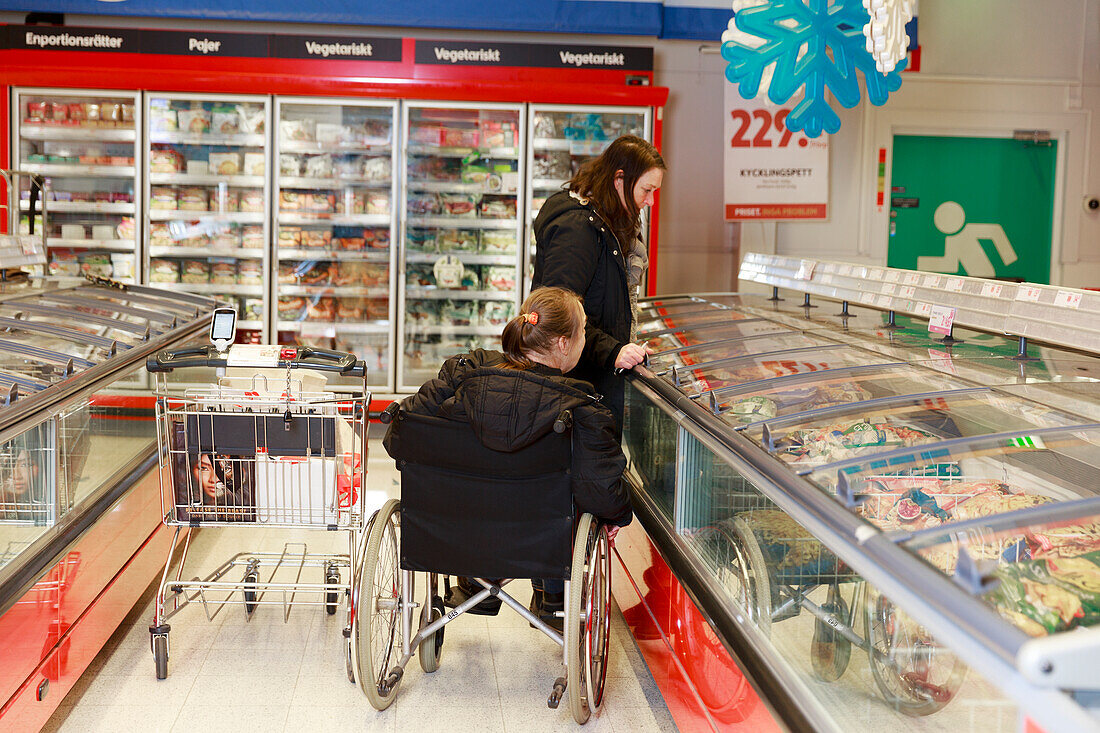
887,135,1057,283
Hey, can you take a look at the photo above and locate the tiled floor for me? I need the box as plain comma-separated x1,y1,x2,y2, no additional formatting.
43,440,676,732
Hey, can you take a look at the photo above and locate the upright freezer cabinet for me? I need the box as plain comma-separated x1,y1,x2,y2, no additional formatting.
273,98,398,392
12,88,141,285
398,102,525,392
619,288,1100,733
144,92,271,342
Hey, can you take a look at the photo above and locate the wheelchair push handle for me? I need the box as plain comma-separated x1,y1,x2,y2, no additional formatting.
379,401,402,424
553,409,573,434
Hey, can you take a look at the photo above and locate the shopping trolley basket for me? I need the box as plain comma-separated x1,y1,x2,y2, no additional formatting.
146,343,369,681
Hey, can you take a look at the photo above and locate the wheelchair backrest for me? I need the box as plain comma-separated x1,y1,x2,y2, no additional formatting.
386,410,574,580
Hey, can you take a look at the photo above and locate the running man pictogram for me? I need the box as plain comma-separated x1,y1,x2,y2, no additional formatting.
917,201,1018,277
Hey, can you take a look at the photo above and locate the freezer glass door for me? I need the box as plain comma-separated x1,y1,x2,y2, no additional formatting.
399,103,524,391
526,105,650,296
145,92,270,341
14,89,140,284
274,98,397,391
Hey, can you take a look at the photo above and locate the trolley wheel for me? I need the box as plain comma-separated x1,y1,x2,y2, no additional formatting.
418,596,446,673
345,636,356,684
567,513,611,725
243,570,259,615
152,634,169,680
865,587,967,716
352,498,403,710
705,517,772,635
325,563,341,615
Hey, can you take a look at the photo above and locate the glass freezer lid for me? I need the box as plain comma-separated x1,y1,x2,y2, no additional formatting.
721,363,976,427
752,389,1086,469
648,322,805,363
670,344,886,398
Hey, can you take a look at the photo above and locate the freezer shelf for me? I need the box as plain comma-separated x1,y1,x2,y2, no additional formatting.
150,173,265,187
279,176,390,189
19,126,137,143
148,211,264,223
22,201,134,215
20,164,135,178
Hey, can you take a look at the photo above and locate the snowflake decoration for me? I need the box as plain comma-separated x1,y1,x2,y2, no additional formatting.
722,0,776,102
722,0,906,138
863,0,914,73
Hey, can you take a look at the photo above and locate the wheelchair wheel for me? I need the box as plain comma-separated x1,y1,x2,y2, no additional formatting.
701,518,771,635
566,513,611,725
865,586,967,716
352,498,403,710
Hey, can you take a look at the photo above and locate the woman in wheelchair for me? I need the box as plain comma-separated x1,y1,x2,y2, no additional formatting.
389,286,632,630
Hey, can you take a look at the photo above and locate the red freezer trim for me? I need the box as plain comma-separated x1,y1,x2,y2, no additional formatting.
612,521,781,732
648,110,664,295
1,85,8,235
89,394,156,410
0,49,667,107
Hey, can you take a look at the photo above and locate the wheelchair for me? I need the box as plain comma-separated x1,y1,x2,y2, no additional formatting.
349,400,612,723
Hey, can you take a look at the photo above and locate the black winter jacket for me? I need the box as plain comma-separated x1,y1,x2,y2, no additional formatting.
532,190,632,421
392,349,632,527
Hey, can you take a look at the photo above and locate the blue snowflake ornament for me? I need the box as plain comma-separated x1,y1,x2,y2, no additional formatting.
722,0,906,137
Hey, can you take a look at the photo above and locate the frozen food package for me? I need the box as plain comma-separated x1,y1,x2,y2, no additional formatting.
441,127,479,148
280,118,315,142
483,266,516,292
367,193,390,215
121,103,135,125
211,106,240,134
408,193,441,217
361,118,391,144
300,229,332,248
177,187,208,211
237,105,265,134
410,124,444,145
405,299,440,326
241,226,264,249
307,297,336,321
533,113,560,139
280,190,302,211
278,297,309,321
211,228,241,249
150,148,185,173
150,258,181,283
49,250,81,277
278,262,299,284
307,192,336,213
26,101,47,122
299,261,334,285
237,260,263,285
243,152,265,176
178,108,211,134
405,229,436,252
479,230,517,254
336,191,367,215
315,123,344,144
362,156,391,181
459,266,480,290
534,152,572,180
335,298,365,320
278,226,303,248
109,254,135,280
305,154,334,178
479,195,516,219
239,189,264,212
440,193,478,218
335,156,360,179
439,229,478,253
361,263,389,287
210,258,239,285
332,262,366,287
280,154,301,176
150,186,178,210
181,259,211,284
208,152,241,175
440,299,477,326
406,263,435,288
210,187,239,213
480,300,514,327
149,106,178,132
241,298,264,320
116,217,136,240
365,228,390,249
150,223,175,247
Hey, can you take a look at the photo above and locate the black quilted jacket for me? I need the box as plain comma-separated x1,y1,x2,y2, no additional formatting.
391,349,632,527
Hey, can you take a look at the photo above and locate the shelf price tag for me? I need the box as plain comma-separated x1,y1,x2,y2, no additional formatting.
796,260,817,281
876,295,892,308
916,302,934,317
945,277,965,293
884,270,901,283
1016,285,1043,302
980,282,1004,297
927,305,957,335
903,272,922,285
924,274,943,289
1054,290,1082,309
899,285,916,299
860,291,876,304
881,283,897,295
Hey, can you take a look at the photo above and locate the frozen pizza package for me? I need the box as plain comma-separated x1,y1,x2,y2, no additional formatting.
483,266,516,292
440,193,478,218
150,186,178,210
480,229,517,254
241,226,264,249
237,260,263,285
150,258,181,283
178,108,211,134
181,259,211,284
479,195,516,219
209,258,239,285
177,187,208,211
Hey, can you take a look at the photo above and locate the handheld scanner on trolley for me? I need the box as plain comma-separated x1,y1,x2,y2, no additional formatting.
147,343,367,377
209,306,237,353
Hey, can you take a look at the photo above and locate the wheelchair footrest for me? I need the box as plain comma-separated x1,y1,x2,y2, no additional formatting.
548,676,567,709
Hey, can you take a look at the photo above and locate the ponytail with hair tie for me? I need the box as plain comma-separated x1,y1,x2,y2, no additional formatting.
501,287,583,369
521,311,539,325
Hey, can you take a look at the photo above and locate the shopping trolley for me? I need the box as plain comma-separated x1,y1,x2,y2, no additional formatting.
145,336,368,682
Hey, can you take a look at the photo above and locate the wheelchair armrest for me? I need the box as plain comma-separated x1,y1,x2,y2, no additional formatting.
553,409,573,434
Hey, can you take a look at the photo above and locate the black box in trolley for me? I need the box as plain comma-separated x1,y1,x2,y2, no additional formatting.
145,306,370,681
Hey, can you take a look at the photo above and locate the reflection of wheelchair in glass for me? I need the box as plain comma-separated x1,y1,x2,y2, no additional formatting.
353,403,612,724
700,507,967,717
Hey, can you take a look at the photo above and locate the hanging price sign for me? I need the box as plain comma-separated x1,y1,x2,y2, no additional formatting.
723,91,829,221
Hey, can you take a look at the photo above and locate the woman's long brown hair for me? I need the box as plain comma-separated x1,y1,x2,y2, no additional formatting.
568,135,666,244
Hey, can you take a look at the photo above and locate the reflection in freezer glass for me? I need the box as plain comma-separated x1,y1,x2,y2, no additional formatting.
0,422,55,574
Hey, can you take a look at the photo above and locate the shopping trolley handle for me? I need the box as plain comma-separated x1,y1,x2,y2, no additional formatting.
146,345,366,376
293,346,365,376
146,344,221,373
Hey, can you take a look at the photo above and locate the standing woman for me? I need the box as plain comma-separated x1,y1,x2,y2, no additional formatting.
532,134,665,428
